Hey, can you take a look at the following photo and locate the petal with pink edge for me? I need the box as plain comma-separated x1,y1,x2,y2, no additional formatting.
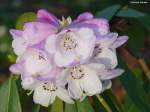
111,36,129,49
12,38,27,55
37,9,59,26
84,19,110,36
45,34,57,54
23,22,58,45
73,12,93,23
9,29,23,39
9,63,23,74
98,68,124,80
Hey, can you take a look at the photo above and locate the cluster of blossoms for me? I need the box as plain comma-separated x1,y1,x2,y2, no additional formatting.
10,9,128,107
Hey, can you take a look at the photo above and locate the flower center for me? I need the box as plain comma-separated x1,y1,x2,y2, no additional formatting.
42,82,57,92
25,50,50,75
61,32,78,51
70,66,85,79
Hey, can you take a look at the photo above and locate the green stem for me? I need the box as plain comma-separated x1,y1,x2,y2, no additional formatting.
33,104,40,112
96,95,112,112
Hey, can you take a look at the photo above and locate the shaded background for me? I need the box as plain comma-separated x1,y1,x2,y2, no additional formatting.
0,0,150,112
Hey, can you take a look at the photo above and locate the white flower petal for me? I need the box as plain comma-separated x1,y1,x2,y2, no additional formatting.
80,66,102,96
95,48,118,69
56,68,69,86
77,28,95,43
49,93,57,105
86,63,105,73
100,33,118,47
76,28,96,61
33,83,56,107
24,49,51,75
56,87,74,104
75,42,94,63
99,69,124,80
101,80,112,92
12,38,27,55
68,78,83,99
54,51,75,67
45,34,57,54
21,77,38,90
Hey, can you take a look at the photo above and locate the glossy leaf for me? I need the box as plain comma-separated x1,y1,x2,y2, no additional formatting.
118,56,149,112
51,97,63,112
76,98,94,112
96,4,121,20
16,12,36,30
102,90,123,112
123,20,145,53
65,103,77,112
122,95,140,112
116,7,145,18
138,15,150,31
0,76,22,112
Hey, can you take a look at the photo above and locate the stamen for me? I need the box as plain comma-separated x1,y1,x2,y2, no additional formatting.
38,52,47,61
70,66,85,79
59,16,72,27
61,32,78,51
42,82,57,92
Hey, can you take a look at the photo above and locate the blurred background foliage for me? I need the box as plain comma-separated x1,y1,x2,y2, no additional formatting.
0,0,150,112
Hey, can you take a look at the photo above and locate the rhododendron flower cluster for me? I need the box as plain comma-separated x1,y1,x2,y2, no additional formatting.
10,9,128,107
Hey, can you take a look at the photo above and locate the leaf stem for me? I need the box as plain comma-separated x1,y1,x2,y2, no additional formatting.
96,95,112,112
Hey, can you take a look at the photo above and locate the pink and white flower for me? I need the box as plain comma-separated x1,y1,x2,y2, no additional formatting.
10,22,57,56
45,28,96,67
9,9,128,106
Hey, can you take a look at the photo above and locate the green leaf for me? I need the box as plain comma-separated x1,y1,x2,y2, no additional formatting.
118,56,149,112
122,95,140,112
116,7,145,18
51,97,63,112
0,76,22,112
76,98,94,112
123,20,145,53
65,103,77,112
16,12,36,30
102,90,123,112
33,104,40,112
138,15,150,31
96,4,121,20
8,54,16,63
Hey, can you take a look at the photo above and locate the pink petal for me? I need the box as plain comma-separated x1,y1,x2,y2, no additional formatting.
9,63,23,74
37,9,59,26
84,19,110,36
9,29,23,39
111,36,129,48
99,68,124,80
45,34,57,54
23,22,58,45
54,51,75,67
73,12,93,23
12,38,27,55
94,48,118,69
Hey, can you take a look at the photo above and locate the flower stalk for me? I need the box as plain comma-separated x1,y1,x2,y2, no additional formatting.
96,95,112,112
